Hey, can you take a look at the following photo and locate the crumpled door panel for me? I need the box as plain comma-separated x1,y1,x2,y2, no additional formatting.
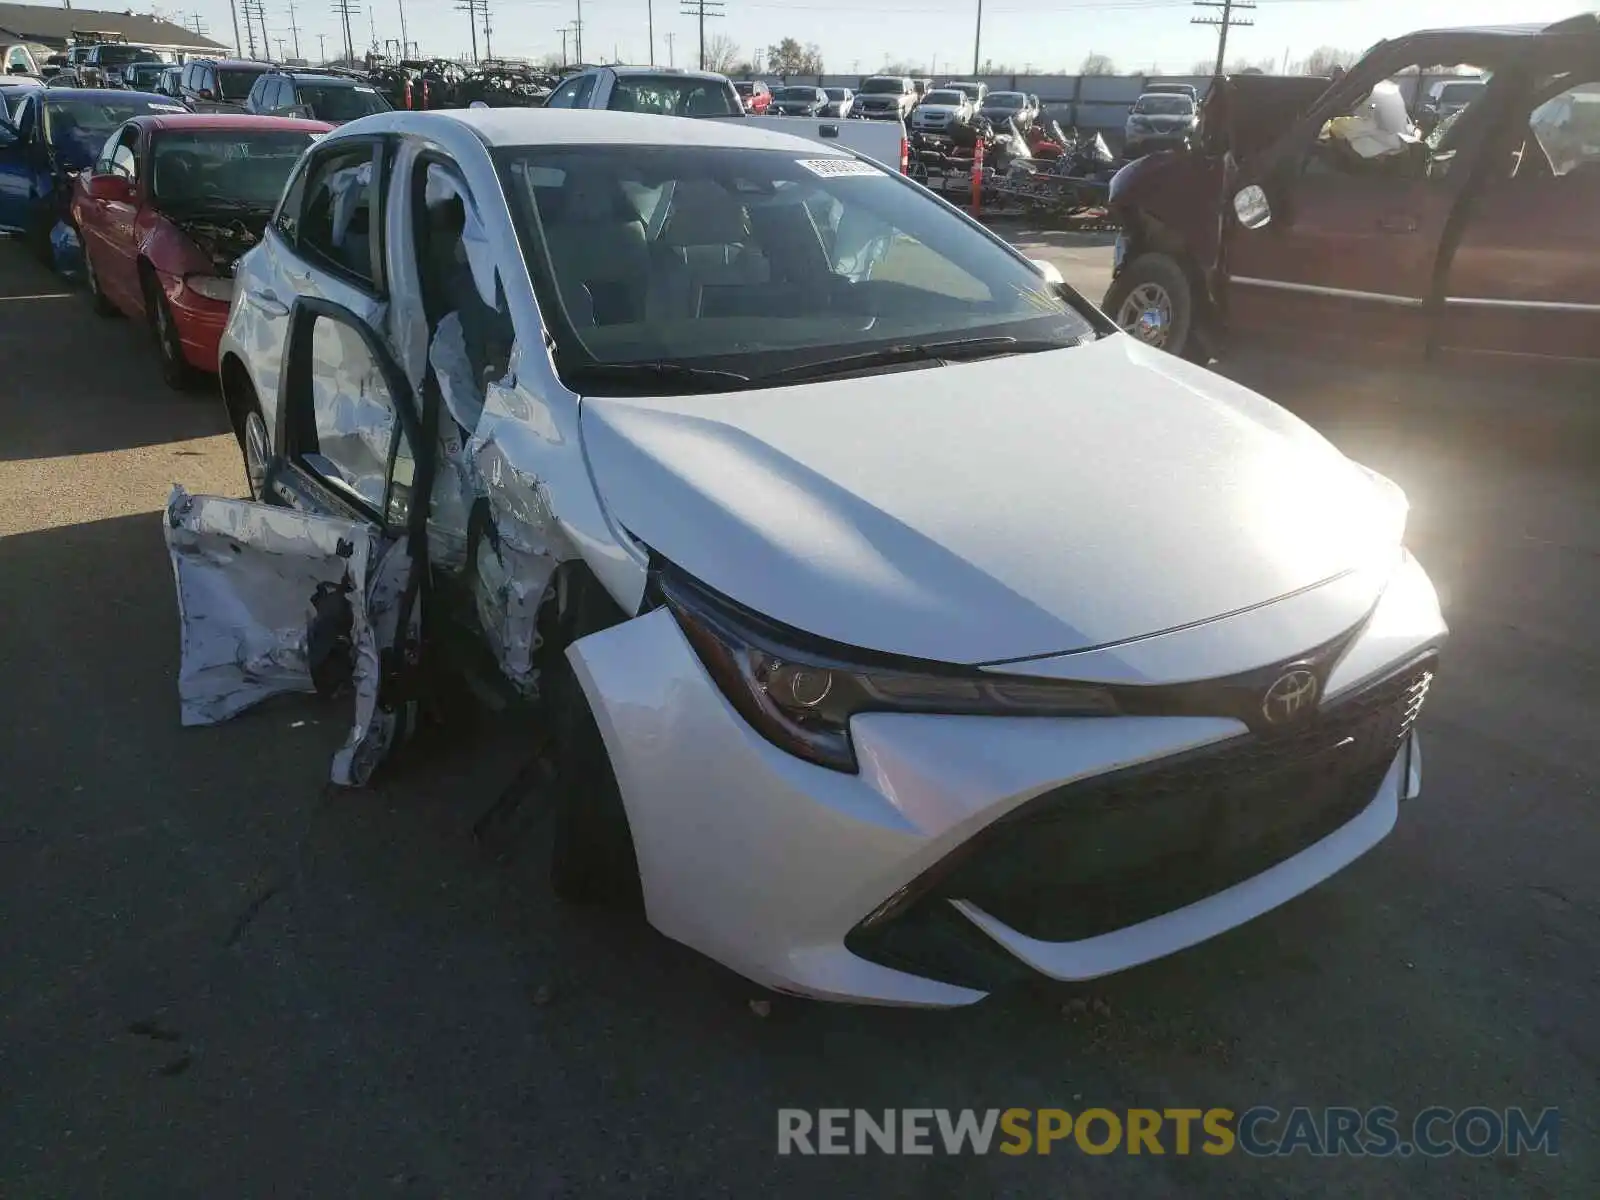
164,485,403,786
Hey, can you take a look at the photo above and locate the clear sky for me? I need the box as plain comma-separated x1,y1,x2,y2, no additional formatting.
180,0,1589,75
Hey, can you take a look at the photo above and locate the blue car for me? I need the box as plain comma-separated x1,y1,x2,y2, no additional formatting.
0,87,184,262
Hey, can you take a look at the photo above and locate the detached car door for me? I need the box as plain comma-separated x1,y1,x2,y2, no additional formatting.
1437,59,1600,364
1223,59,1500,354
168,297,432,785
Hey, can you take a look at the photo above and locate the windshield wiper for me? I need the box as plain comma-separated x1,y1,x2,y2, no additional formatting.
758,335,1083,385
562,361,752,395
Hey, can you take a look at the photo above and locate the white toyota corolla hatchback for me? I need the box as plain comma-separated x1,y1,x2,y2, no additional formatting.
169,108,1445,1006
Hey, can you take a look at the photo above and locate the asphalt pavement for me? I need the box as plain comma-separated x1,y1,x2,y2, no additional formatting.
0,241,1596,1198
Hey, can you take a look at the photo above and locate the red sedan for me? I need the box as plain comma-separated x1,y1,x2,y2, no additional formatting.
71,113,331,389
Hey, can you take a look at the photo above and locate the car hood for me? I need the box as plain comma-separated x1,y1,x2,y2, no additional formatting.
917,105,963,117
577,336,1405,664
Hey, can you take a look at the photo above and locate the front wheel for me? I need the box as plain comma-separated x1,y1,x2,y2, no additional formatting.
145,272,198,391
1102,252,1194,359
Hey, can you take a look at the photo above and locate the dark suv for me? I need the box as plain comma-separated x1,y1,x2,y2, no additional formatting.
245,70,392,124
80,44,162,89
179,58,275,111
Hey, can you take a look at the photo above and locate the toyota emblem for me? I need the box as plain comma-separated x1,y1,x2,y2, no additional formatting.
1261,668,1320,726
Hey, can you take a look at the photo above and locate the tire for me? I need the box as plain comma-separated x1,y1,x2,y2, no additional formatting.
547,650,642,908
1102,251,1195,358
235,389,271,501
83,242,118,317
144,271,198,391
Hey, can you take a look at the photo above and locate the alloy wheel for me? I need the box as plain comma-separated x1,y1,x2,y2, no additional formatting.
243,410,270,499
1116,282,1173,348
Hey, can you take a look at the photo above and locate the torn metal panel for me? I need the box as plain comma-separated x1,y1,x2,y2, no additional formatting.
425,163,500,310
334,538,418,786
461,360,575,694
165,485,376,728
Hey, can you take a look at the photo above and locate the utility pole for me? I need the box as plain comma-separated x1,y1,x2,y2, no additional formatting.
483,0,493,61
285,0,301,59
1192,0,1255,76
225,0,243,56
679,0,723,71
555,25,568,66
317,31,327,61
663,30,674,67
455,0,479,61
331,0,359,64
647,0,654,65
396,0,409,61
574,0,583,64
367,4,377,55
972,0,982,76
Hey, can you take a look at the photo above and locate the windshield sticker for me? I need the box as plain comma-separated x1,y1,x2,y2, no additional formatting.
795,158,882,179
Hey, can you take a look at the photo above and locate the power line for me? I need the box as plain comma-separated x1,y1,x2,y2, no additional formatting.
679,0,724,71
1193,0,1256,74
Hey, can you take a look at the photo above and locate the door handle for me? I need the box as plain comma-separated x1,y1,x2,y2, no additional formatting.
249,290,288,317
1377,214,1419,234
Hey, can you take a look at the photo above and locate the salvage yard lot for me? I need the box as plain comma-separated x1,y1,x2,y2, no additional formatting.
1,240,1596,1196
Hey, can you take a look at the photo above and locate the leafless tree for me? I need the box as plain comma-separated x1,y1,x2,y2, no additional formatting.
702,33,742,75
1080,52,1116,76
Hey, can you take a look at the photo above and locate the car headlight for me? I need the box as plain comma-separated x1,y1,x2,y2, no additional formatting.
658,566,1117,773
184,274,234,302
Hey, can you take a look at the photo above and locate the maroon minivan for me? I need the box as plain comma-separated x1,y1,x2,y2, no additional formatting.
1103,15,1600,367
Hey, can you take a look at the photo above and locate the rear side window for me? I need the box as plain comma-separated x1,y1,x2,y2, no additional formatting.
546,74,594,108
297,141,384,289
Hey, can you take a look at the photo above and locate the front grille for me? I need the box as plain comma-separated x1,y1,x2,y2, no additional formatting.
847,659,1434,984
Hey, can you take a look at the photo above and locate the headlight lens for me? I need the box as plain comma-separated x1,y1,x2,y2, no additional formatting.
659,567,1117,773
184,274,234,302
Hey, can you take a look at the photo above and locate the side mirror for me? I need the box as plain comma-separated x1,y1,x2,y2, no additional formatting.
1232,184,1271,230
85,173,133,203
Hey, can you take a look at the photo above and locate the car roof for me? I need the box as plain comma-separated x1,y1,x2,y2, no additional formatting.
280,72,365,85
604,65,730,83
133,112,334,133
339,106,848,155
192,58,277,69
40,87,178,103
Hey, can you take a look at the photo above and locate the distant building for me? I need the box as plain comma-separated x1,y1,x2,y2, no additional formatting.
0,2,228,56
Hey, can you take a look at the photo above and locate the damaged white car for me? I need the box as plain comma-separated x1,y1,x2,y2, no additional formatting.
176,108,1446,1006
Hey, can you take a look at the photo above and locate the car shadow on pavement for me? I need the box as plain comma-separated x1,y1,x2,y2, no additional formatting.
0,249,229,462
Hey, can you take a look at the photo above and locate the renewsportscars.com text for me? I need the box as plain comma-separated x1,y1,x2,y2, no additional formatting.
777,1106,1560,1157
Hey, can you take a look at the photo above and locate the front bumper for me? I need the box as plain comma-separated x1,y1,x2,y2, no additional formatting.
1125,131,1192,157
569,554,1445,1006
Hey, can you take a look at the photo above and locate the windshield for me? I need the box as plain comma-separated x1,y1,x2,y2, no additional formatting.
776,87,818,101
297,82,389,120
44,96,177,160
100,46,160,66
1437,82,1483,105
495,144,1092,392
924,91,964,106
607,75,740,117
824,88,848,100
152,129,317,210
218,67,267,100
987,93,1025,108
1134,95,1193,115
860,78,905,95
